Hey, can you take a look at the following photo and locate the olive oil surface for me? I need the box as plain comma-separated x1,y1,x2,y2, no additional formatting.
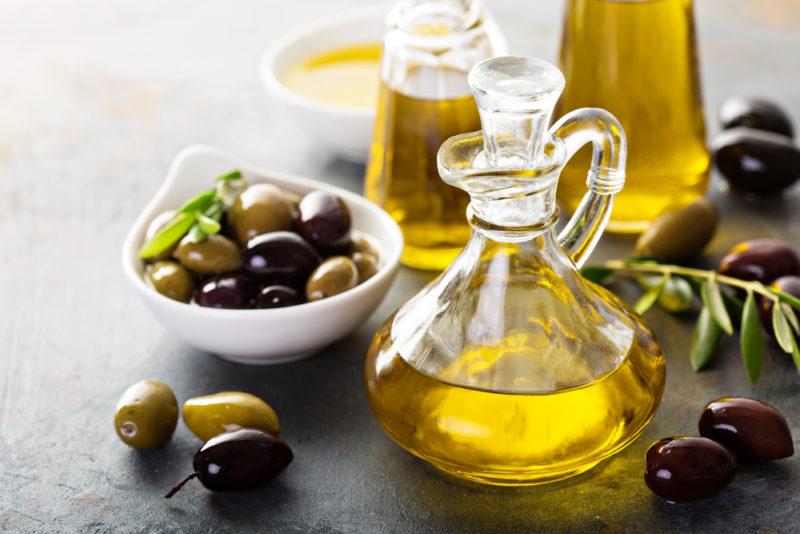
364,68,481,270
365,310,665,485
282,43,381,109
557,0,709,232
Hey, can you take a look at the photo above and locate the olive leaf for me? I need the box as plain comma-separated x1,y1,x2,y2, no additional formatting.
186,223,208,244
691,306,723,371
216,170,242,182
775,289,800,311
580,266,612,283
634,273,670,315
138,212,195,259
178,189,216,214
773,303,795,353
740,292,765,384
217,173,247,208
196,213,221,235
781,303,800,335
790,336,800,377
701,278,733,335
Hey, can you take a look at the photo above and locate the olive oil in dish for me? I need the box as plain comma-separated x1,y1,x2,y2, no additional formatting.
281,43,381,109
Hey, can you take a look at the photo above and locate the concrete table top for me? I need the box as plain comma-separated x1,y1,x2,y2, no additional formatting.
1,1,798,532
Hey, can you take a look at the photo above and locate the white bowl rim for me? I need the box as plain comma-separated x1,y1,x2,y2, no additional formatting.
121,145,403,320
259,2,510,119
260,3,389,120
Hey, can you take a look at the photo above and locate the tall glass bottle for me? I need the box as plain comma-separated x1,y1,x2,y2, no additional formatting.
364,0,496,270
557,0,709,233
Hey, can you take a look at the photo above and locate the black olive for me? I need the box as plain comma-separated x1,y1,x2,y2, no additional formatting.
165,428,293,497
759,275,800,332
644,437,738,502
717,238,800,285
242,231,321,287
297,191,351,255
253,285,304,309
195,274,257,309
719,97,794,138
699,397,793,463
712,127,800,195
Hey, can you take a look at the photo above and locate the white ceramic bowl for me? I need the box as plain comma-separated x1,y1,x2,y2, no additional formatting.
260,3,509,163
121,145,403,365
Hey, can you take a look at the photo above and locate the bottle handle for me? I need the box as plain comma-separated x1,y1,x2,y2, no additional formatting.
550,108,627,268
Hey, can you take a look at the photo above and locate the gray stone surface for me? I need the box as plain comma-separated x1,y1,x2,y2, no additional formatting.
1,1,798,532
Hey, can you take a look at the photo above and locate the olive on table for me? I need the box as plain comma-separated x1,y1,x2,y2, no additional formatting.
183,392,280,442
699,397,793,463
242,231,321,287
144,210,178,262
174,234,241,275
145,261,194,303
228,183,293,244
253,285,304,309
195,274,257,309
717,238,800,284
719,96,794,138
635,197,718,263
712,127,800,195
114,380,178,449
759,275,800,330
165,428,293,498
306,256,358,302
352,252,379,283
644,437,738,502
297,191,351,254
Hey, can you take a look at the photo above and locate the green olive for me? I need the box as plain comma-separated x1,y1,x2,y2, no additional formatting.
637,275,694,313
144,210,178,262
182,391,280,442
174,234,241,275
306,256,358,301
114,380,178,449
281,190,303,218
145,261,194,303
229,183,293,244
635,198,718,263
352,252,379,283
350,231,379,257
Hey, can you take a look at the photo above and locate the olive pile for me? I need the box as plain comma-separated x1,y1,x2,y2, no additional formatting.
645,397,793,502
141,173,381,309
113,380,292,496
713,96,799,195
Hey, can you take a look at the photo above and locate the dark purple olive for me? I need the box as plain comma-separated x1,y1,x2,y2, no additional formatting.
644,437,738,502
717,238,800,284
712,127,800,195
699,397,793,463
165,428,293,497
195,274,257,309
297,191,351,255
719,97,794,138
242,231,321,287
253,285,304,309
759,275,800,331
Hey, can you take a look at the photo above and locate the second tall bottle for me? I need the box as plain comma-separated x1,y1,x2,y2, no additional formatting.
364,0,500,270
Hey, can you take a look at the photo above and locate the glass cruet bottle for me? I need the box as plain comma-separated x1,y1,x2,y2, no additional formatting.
364,0,497,271
364,56,666,486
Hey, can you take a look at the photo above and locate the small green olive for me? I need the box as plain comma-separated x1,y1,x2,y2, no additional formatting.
229,183,293,244
174,234,241,275
281,190,303,218
637,275,695,313
145,261,194,303
635,198,718,263
352,252,379,283
350,231,379,257
183,391,280,442
306,256,358,301
144,210,178,262
114,380,178,449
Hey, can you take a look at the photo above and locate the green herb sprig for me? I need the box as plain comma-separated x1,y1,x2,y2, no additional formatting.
582,259,800,383
138,170,245,259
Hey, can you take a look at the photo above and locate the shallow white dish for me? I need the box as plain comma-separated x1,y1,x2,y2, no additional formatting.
260,3,509,163
121,145,403,365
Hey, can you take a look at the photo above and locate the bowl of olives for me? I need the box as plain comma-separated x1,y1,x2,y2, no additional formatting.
122,145,402,364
